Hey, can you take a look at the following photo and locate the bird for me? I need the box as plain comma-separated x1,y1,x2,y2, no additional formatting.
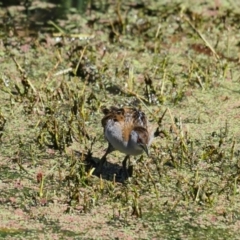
96,106,157,178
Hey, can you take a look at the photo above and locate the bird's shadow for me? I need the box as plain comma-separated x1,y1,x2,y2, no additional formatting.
74,150,128,183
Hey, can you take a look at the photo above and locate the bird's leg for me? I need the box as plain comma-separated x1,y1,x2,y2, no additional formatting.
122,155,130,179
96,142,114,174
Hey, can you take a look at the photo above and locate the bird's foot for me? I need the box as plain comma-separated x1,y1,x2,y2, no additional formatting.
121,165,133,181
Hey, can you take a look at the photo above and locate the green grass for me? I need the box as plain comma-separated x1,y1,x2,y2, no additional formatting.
1,0,240,239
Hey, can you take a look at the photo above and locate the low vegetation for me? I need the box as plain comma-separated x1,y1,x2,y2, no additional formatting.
1,0,240,239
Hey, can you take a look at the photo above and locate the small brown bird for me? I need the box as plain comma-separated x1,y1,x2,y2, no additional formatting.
97,106,156,177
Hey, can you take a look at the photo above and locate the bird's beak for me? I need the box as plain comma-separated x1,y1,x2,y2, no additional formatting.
140,144,149,157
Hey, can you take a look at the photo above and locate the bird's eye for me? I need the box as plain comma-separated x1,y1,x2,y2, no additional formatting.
137,137,142,143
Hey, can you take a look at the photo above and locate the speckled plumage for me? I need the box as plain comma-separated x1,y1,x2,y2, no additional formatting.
97,106,155,177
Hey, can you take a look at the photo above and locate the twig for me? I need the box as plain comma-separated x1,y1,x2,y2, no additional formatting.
183,16,219,60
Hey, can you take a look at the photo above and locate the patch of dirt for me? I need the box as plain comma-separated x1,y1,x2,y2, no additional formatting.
1,0,240,239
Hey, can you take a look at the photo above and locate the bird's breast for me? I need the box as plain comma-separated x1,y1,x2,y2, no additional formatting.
104,120,142,155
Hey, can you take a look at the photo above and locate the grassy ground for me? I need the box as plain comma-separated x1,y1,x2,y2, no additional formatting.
1,0,240,239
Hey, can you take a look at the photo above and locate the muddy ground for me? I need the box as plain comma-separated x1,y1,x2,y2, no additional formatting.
1,0,240,239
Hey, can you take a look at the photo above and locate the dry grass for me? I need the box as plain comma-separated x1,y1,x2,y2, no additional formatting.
1,0,240,239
